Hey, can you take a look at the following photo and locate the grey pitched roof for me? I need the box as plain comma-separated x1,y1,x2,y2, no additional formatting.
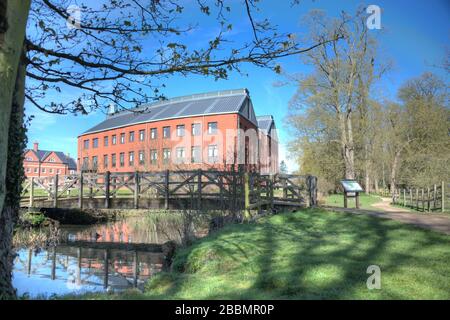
25,149,77,170
257,115,275,135
81,89,259,135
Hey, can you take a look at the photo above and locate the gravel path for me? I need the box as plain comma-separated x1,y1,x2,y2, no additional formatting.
325,197,450,235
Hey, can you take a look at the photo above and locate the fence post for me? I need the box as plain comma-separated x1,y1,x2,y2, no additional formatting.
416,188,419,211
421,188,424,212
244,171,251,220
442,181,445,213
433,184,437,211
134,171,139,209
197,169,202,211
427,187,431,212
270,176,274,212
282,176,288,199
164,170,169,210
403,189,406,207
53,174,58,208
409,189,412,208
256,174,262,215
29,177,34,208
78,172,83,209
104,171,110,209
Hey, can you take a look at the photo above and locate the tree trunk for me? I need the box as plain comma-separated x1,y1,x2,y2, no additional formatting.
0,0,30,300
390,150,401,195
339,113,355,180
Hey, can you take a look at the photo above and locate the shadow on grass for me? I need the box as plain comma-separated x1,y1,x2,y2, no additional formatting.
84,208,450,300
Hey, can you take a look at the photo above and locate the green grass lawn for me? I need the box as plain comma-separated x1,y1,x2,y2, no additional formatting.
325,193,382,210
67,208,450,300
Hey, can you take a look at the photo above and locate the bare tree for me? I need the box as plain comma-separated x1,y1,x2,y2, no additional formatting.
0,0,335,298
288,9,379,180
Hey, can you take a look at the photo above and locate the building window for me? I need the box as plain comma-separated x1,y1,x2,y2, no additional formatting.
192,123,201,136
150,128,157,140
49,158,55,162
208,122,218,134
120,133,125,144
83,139,89,149
176,147,185,163
163,148,171,164
34,168,38,173
163,126,170,139
92,156,98,169
129,151,134,166
150,149,158,165
112,135,117,145
138,150,145,165
129,131,135,142
57,169,61,174
49,168,53,173
93,138,99,148
42,168,46,173
26,168,30,173
111,154,116,167
119,152,125,167
176,125,185,137
208,144,218,163
103,155,108,168
104,136,109,147
139,129,145,141
191,146,201,163
26,157,33,161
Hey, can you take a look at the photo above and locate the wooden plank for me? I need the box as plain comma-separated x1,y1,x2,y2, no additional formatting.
53,174,59,208
164,170,169,210
134,171,139,209
29,177,34,208
105,171,110,209
78,173,83,209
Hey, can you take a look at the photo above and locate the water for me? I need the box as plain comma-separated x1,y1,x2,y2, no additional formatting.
12,215,199,298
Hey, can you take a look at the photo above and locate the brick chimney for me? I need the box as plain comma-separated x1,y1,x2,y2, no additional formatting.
33,141,39,151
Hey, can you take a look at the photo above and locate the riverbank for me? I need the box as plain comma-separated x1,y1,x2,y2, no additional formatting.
64,208,450,300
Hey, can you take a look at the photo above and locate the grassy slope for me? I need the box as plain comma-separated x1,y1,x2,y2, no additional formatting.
71,208,450,300
325,193,382,210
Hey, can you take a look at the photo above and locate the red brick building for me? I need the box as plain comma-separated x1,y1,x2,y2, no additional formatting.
78,89,278,174
23,142,77,178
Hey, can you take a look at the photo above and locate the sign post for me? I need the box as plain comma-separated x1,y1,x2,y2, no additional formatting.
340,180,364,209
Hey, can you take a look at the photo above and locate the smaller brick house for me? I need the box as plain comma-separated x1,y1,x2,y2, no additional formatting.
23,142,77,178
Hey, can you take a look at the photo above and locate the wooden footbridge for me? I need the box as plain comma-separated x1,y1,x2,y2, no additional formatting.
21,169,317,215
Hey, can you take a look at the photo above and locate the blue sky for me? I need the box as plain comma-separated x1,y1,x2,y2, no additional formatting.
26,0,449,172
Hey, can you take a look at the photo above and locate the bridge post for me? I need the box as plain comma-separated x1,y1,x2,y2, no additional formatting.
134,171,139,209
244,171,251,220
197,169,202,211
270,176,274,212
256,174,262,215
53,174,59,208
29,177,34,208
78,172,84,209
105,171,110,209
164,170,169,210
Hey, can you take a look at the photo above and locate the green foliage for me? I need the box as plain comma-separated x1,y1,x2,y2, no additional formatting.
20,212,45,227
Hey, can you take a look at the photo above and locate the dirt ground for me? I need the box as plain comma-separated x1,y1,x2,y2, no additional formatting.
326,197,450,235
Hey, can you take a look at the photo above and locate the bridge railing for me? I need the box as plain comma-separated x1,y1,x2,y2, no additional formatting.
21,169,317,212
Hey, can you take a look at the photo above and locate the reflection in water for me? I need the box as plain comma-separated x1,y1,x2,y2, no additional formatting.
12,216,192,298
